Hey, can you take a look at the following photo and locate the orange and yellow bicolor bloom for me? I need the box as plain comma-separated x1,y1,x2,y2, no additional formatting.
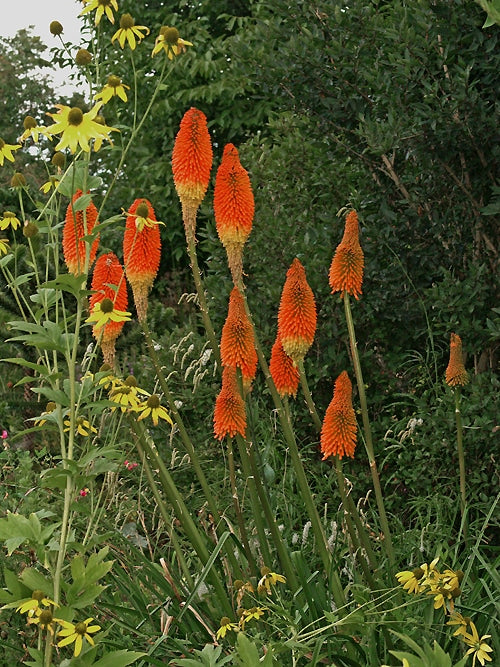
89,252,128,365
213,143,254,284
213,366,246,440
62,190,99,275
329,209,364,300
269,333,300,398
172,107,212,240
277,258,317,364
445,333,469,387
220,287,257,387
320,371,357,460
123,198,161,322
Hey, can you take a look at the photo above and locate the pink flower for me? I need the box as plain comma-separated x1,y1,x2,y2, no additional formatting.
79,488,90,497
124,460,138,470
1,429,8,439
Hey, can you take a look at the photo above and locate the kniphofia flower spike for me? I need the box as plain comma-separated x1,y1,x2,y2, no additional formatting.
213,366,246,440
123,198,161,322
329,209,364,299
445,333,469,387
89,253,129,366
62,190,99,275
172,108,212,242
277,258,317,365
213,143,254,284
320,371,357,460
220,287,258,389
269,333,300,398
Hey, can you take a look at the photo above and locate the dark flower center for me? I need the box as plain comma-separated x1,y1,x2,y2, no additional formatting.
32,590,45,602
136,203,149,218
39,610,53,625
68,108,84,126
100,298,114,313
75,621,88,635
119,13,135,29
147,394,160,409
161,27,180,44
23,116,37,130
107,75,121,88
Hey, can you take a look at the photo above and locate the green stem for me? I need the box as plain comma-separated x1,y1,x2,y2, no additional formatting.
454,387,467,534
237,434,299,591
227,437,257,576
129,417,233,616
343,294,395,567
186,235,221,368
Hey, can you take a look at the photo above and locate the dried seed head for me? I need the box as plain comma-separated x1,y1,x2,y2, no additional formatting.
49,21,64,36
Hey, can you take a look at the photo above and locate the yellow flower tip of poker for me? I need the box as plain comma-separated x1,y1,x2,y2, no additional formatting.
75,49,92,66
58,618,101,657
0,137,22,165
0,211,22,231
49,21,64,36
151,26,193,59
111,14,149,50
10,172,26,187
94,75,130,104
80,0,118,26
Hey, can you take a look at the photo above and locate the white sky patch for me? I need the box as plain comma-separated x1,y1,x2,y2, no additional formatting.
2,0,86,95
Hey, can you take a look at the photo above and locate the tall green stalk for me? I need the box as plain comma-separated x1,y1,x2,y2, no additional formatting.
343,293,395,567
454,386,467,534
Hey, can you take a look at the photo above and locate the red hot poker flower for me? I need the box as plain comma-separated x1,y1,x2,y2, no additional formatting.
63,189,99,275
269,333,300,398
123,198,161,322
213,366,247,440
213,144,254,284
90,252,128,366
445,333,469,387
320,371,357,461
220,287,258,387
277,258,317,364
329,210,364,300
172,107,213,240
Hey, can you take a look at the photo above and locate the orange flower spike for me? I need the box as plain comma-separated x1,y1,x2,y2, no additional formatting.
90,252,128,366
172,107,213,240
277,258,317,364
213,366,247,440
329,209,364,299
320,371,357,461
220,287,258,388
445,333,469,387
269,334,300,398
62,189,100,275
213,143,255,284
123,198,161,322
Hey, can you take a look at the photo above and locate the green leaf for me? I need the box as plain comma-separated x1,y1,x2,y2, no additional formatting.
42,274,89,299
92,651,147,667
19,568,53,596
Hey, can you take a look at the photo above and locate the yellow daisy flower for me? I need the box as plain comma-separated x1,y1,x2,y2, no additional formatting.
15,590,57,617
40,176,60,193
28,608,60,635
447,612,471,637
111,14,149,50
151,26,193,59
63,416,97,437
85,298,131,330
0,137,21,166
58,618,101,657
463,622,493,666
216,617,239,640
0,239,10,256
395,567,425,594
257,567,286,595
0,212,21,231
19,116,50,143
94,75,130,104
238,606,266,630
80,0,118,25
124,200,164,232
46,103,116,154
136,394,173,427
109,376,149,412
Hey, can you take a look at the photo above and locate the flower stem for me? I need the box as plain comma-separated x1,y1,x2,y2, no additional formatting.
454,386,467,534
343,293,395,567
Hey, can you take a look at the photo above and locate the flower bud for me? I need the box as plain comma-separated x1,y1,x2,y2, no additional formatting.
49,21,64,36
51,152,66,169
11,172,26,187
23,221,38,238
